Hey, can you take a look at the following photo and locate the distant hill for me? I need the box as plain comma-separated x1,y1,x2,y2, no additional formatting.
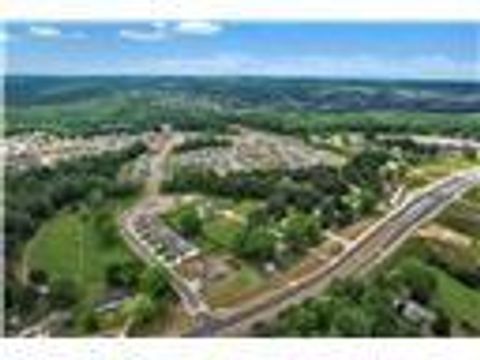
6,76,480,112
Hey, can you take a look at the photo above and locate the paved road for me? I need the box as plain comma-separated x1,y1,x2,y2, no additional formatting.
187,167,480,337
118,133,208,318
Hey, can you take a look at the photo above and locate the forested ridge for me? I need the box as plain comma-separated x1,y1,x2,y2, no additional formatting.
6,76,480,137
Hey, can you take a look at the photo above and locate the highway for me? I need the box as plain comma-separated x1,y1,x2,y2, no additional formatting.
187,167,480,337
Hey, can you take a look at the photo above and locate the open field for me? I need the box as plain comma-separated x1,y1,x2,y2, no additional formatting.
435,193,480,260
430,264,480,332
205,262,266,308
23,197,138,304
405,155,480,189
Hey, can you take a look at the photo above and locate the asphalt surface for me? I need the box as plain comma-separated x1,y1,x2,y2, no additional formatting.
186,168,480,337
119,134,208,317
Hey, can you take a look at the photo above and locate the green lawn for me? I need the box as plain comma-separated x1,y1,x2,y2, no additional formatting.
202,216,244,252
164,197,259,253
429,264,480,331
24,198,138,305
206,262,265,307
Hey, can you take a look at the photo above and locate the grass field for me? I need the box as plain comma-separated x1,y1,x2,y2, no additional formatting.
375,229,480,334
23,197,138,305
465,187,480,203
405,155,480,189
436,198,480,261
202,216,244,252
429,264,480,332
438,203,480,239
390,254,480,333
205,262,265,308
164,197,259,253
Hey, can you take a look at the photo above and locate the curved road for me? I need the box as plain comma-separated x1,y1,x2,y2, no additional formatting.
119,133,209,319
187,167,480,337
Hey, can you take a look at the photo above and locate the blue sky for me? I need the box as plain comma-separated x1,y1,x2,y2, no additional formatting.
2,22,479,80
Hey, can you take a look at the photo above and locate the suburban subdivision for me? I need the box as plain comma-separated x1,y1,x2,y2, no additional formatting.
4,76,480,338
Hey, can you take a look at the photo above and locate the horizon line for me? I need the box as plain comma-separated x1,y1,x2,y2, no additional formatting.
5,73,480,84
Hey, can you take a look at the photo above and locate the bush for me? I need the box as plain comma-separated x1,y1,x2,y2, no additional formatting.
49,278,79,309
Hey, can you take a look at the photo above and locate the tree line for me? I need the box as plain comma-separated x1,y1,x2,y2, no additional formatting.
164,149,392,227
5,142,146,259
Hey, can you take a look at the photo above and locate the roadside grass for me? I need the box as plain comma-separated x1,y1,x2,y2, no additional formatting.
461,187,480,216
436,200,480,262
405,155,480,189
437,202,480,239
205,262,265,308
23,196,138,305
465,187,480,204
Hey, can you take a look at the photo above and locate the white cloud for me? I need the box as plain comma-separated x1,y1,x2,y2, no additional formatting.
119,21,222,42
29,24,62,38
27,24,88,40
116,53,479,80
0,30,12,43
174,21,222,36
119,23,166,42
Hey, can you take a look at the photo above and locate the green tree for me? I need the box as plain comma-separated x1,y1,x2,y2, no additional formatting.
105,261,141,290
176,205,203,238
234,225,277,263
330,306,373,336
431,308,451,336
398,260,437,305
283,211,322,253
76,307,99,334
138,265,173,301
49,277,79,309
28,268,49,286
122,293,156,327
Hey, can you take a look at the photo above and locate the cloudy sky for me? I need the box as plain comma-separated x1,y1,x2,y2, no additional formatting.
2,22,479,80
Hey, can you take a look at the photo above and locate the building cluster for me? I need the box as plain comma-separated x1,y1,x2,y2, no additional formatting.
5,132,142,171
172,131,341,175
